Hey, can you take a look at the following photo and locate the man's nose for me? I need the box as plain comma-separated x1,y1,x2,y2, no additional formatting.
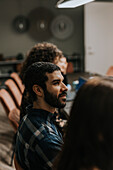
61,82,68,91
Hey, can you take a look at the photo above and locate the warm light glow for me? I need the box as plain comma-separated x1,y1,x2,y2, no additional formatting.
57,0,95,8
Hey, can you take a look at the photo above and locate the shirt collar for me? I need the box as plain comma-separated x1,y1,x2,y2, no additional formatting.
26,105,57,122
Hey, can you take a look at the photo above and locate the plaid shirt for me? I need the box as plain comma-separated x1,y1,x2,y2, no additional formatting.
15,106,63,170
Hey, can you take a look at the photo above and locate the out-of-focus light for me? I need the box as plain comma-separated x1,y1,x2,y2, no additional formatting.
56,0,95,8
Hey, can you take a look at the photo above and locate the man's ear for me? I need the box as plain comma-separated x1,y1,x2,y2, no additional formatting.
32,85,43,97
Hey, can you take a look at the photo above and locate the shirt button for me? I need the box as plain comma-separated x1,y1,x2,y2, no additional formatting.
25,143,29,149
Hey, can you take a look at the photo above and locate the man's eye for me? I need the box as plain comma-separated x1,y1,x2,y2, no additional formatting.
53,82,60,85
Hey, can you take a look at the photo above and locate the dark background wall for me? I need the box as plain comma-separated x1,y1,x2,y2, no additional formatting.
0,0,84,69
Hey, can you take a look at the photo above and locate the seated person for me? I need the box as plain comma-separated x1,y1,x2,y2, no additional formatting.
53,76,113,170
20,42,69,126
14,62,68,170
20,42,68,85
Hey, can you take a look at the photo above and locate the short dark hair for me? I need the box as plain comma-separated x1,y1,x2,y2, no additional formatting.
23,62,60,101
20,42,63,81
54,76,113,170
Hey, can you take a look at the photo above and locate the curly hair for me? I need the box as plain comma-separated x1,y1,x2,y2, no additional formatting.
23,62,60,102
20,42,64,81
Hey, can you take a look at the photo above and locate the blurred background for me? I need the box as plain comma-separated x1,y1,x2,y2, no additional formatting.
0,0,113,169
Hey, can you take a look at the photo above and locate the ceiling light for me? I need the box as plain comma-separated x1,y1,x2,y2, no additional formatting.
56,0,95,8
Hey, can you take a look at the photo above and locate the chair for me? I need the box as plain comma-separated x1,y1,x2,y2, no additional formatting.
5,79,22,108
0,88,20,166
10,72,25,94
8,108,20,129
67,62,74,73
106,66,113,76
0,89,19,132
14,154,24,170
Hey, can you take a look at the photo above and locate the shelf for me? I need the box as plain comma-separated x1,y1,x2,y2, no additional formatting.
0,60,24,66
0,73,10,79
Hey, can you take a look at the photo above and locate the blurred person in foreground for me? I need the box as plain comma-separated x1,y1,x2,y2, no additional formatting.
14,62,68,170
53,76,113,170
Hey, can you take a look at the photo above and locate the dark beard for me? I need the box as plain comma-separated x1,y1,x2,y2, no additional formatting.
44,88,66,108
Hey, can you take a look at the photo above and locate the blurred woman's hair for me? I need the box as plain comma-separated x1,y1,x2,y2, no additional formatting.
54,76,113,170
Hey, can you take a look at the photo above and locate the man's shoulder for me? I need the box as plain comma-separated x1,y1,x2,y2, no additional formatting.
18,110,63,143
19,113,56,137
19,115,45,133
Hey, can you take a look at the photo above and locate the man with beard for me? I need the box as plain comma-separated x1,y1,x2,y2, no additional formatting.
14,62,68,170
19,42,69,122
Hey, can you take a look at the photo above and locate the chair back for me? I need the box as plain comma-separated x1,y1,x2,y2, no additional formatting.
0,89,19,132
106,66,113,76
10,72,25,93
14,154,24,170
5,79,22,107
0,89,16,112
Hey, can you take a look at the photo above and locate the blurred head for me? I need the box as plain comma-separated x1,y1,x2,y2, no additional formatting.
20,42,64,81
24,62,68,108
55,76,113,170
56,56,68,75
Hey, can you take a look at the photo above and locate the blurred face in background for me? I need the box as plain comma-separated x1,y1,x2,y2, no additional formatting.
56,56,68,75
